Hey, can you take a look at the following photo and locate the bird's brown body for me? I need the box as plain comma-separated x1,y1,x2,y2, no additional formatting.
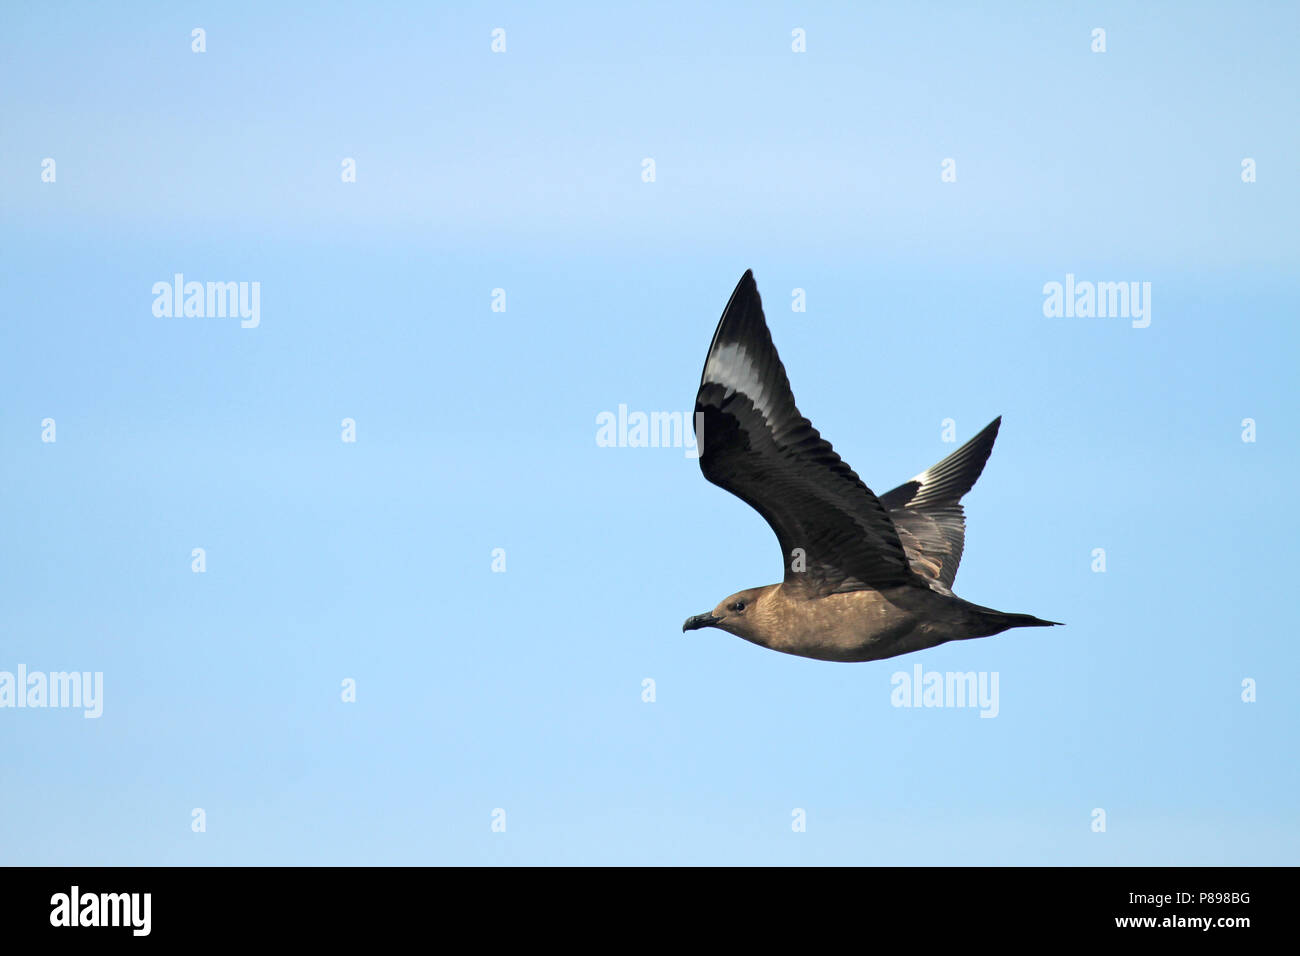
687,583,1046,663
682,270,1059,662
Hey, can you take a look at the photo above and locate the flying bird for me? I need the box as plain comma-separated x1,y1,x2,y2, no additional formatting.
682,270,1060,662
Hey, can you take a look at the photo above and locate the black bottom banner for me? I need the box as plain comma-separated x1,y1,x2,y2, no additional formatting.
0,865,1279,942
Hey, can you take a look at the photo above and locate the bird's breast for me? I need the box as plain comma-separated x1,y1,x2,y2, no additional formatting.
762,588,924,662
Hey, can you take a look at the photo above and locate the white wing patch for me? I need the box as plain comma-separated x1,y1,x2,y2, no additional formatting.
704,342,778,423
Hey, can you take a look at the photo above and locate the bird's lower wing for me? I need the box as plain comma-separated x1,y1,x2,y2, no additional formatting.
879,417,1002,590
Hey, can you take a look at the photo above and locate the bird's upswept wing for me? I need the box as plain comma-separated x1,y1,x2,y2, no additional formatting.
693,270,913,596
878,417,1001,591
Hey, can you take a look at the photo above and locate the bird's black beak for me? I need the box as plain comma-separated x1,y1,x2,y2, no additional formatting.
682,613,722,632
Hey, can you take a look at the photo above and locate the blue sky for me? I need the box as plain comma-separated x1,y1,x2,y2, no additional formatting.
1,1,1296,864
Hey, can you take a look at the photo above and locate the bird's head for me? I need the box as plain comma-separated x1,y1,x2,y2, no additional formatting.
682,586,774,641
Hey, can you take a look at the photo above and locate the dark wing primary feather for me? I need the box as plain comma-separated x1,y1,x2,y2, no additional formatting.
878,417,1001,590
694,271,913,596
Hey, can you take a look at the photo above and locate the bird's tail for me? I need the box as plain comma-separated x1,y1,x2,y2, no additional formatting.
963,603,1062,637
995,612,1063,630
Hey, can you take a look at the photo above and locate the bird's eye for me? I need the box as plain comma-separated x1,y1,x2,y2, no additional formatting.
730,601,746,612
